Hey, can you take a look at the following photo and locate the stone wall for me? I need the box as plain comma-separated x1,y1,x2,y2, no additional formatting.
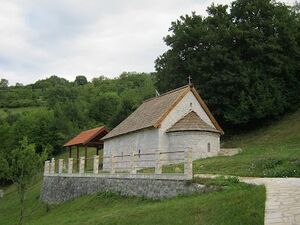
41,174,204,204
168,131,220,160
103,127,159,169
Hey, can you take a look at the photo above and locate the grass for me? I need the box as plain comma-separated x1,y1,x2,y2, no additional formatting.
135,109,300,177
0,177,265,225
192,109,300,177
144,109,300,177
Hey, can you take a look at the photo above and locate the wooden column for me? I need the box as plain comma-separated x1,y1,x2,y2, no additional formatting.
96,147,99,156
69,146,72,158
85,145,87,169
77,145,79,171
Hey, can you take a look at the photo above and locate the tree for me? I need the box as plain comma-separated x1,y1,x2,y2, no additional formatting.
15,83,24,87
0,78,8,88
0,137,47,225
155,0,300,129
89,92,121,126
74,75,88,85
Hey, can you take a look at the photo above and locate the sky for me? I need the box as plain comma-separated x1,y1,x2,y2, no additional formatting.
0,0,295,85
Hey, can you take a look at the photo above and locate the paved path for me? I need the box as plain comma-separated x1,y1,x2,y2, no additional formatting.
195,174,300,225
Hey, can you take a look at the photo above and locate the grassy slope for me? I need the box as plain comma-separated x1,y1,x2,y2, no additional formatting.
193,109,300,177
0,179,265,225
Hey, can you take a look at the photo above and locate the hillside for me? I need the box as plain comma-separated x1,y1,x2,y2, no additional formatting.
0,177,265,225
192,109,300,177
1,104,300,225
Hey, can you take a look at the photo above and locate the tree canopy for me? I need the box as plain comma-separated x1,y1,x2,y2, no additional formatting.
155,0,300,129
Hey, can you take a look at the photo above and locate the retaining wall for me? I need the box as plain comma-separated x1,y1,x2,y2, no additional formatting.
41,174,204,204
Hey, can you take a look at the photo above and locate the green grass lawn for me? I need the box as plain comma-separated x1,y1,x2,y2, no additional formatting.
192,109,300,177
0,178,265,225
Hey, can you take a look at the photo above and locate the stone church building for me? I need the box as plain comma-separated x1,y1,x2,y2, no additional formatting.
102,84,223,170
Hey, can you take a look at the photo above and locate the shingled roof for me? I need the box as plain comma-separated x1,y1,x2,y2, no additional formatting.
64,126,109,147
167,111,221,133
102,85,223,140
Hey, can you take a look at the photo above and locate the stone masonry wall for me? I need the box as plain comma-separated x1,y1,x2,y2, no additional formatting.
41,175,204,204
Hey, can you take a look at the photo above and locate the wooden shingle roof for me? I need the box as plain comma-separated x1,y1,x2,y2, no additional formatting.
102,85,223,140
167,111,221,133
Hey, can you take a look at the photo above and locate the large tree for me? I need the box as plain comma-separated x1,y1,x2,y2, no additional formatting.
0,138,47,225
155,0,300,129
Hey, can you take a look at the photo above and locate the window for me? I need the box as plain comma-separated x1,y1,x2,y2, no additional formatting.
190,102,193,107
138,149,141,158
207,143,211,152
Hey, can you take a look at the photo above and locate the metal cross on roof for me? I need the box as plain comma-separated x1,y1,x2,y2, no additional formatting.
188,75,192,85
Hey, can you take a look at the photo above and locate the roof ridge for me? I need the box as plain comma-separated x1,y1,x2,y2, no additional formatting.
80,126,104,133
143,85,190,103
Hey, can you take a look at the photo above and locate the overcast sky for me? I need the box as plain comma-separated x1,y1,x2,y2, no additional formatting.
0,0,295,85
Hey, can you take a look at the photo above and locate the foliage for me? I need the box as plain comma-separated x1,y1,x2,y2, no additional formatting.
191,176,240,187
0,72,155,166
0,78,9,88
0,137,47,225
74,75,88,85
155,0,300,130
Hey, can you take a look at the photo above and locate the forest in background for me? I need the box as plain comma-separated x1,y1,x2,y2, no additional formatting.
0,0,300,166
0,73,156,157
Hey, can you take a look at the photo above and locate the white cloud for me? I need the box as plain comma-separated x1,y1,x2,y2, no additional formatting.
0,0,295,85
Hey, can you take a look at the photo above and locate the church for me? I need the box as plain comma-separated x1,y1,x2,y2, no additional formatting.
102,84,224,170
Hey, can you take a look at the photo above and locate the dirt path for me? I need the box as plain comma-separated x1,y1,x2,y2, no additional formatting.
195,174,300,225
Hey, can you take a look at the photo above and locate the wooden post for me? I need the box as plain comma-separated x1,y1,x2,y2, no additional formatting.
69,146,72,158
77,145,79,171
96,147,99,156
155,150,162,174
85,145,87,169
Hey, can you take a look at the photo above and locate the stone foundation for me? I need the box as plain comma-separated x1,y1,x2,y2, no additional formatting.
218,148,241,156
41,175,204,204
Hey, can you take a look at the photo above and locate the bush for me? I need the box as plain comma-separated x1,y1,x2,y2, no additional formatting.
251,157,300,177
191,176,240,187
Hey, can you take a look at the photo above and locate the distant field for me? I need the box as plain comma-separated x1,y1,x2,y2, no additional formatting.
0,177,265,225
0,106,45,118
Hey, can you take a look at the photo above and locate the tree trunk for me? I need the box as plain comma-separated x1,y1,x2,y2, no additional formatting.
19,189,25,225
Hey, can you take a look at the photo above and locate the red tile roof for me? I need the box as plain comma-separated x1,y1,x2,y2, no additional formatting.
64,126,108,147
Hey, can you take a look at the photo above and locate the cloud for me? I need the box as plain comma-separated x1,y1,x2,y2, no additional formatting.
0,0,295,85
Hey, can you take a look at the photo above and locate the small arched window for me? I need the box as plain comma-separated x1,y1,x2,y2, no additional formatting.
190,102,193,107
207,143,211,152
